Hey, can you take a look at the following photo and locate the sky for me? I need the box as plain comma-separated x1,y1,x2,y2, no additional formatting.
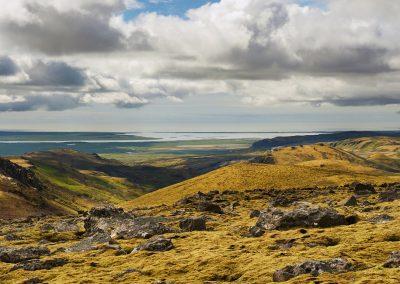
0,0,399,132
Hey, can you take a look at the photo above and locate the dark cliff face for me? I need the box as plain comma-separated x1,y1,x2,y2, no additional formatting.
0,158,45,191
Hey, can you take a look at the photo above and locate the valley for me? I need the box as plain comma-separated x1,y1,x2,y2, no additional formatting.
0,132,399,283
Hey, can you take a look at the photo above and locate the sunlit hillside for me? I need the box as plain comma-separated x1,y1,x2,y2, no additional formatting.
126,143,400,208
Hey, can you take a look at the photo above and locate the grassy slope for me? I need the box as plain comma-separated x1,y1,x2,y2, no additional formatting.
126,144,400,207
332,136,400,172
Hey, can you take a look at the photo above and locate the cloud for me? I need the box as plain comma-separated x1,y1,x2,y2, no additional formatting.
0,56,19,76
0,0,400,112
27,61,86,86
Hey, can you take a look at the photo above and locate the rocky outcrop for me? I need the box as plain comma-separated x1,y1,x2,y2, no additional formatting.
255,203,350,231
179,217,207,231
84,206,173,240
272,258,353,282
351,182,376,195
132,237,174,253
197,202,224,214
383,251,400,268
66,231,111,253
0,246,50,263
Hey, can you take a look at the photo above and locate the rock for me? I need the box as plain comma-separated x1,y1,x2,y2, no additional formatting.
4,233,22,241
84,206,173,240
12,258,68,271
351,182,376,195
132,237,174,253
23,278,43,284
250,210,261,218
197,202,223,214
40,220,79,233
368,214,394,224
272,258,353,282
379,189,400,202
179,217,206,231
256,203,349,231
383,251,400,268
249,226,265,237
0,246,50,263
110,219,174,240
66,230,111,252
343,196,357,206
270,196,294,207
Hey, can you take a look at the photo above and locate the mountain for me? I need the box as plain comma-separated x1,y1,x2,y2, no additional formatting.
251,131,400,150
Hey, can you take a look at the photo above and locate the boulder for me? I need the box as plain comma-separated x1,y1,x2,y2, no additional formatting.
197,202,224,214
131,237,174,253
343,196,357,207
84,206,173,240
12,258,68,271
249,226,265,237
272,258,352,282
383,251,400,268
379,189,400,202
179,217,206,231
256,203,348,231
0,246,50,263
111,220,174,239
66,231,111,253
40,220,79,233
351,182,376,195
249,210,261,218
368,214,394,224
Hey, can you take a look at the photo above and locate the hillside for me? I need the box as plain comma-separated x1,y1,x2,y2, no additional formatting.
332,137,400,172
126,144,400,207
0,138,399,283
251,131,400,150
0,149,195,218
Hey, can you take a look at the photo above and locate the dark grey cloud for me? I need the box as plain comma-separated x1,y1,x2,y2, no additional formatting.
1,4,124,55
314,96,400,107
27,61,86,86
0,56,19,76
0,94,83,112
299,46,394,75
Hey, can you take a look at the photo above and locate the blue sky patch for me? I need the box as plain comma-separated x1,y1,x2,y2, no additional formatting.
124,0,221,21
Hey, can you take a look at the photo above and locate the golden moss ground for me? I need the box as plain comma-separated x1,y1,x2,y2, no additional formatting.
1,188,400,283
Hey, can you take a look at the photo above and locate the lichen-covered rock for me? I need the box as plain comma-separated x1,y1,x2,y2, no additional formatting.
131,237,174,253
249,210,261,218
249,226,265,237
179,217,206,231
197,202,223,214
256,203,348,230
40,219,79,233
383,251,400,268
379,189,400,202
272,258,353,282
66,231,111,253
351,182,376,195
12,258,68,271
84,206,173,240
368,214,394,224
0,246,50,263
343,196,357,206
